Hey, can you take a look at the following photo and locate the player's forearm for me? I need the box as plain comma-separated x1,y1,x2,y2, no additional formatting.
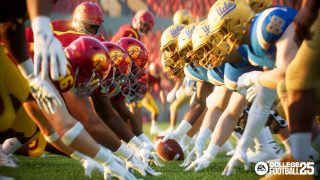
26,0,53,20
302,0,320,11
258,69,285,89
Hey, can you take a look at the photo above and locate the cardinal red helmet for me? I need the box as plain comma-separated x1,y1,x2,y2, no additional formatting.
117,37,149,69
64,36,111,96
132,10,155,34
100,42,133,97
72,2,104,35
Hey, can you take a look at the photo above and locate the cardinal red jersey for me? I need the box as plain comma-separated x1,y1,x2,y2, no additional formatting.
24,20,106,93
110,24,140,42
25,20,106,49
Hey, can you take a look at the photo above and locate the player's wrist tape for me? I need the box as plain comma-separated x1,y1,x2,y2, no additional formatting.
61,122,84,146
138,134,153,145
17,58,34,77
44,132,59,143
70,151,86,161
114,142,134,160
174,120,192,140
128,136,143,151
94,146,113,165
196,127,212,147
181,135,192,147
204,143,220,161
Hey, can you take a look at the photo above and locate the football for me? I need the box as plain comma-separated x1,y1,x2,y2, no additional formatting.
155,136,184,161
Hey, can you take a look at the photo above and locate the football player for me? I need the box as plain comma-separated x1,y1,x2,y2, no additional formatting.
181,0,300,175
0,0,65,113
173,9,195,25
165,9,196,133
110,10,165,135
262,0,320,179
111,10,155,42
47,3,161,170
160,23,214,154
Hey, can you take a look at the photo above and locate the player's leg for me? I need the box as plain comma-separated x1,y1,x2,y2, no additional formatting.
88,94,137,143
111,100,143,136
211,92,248,147
142,92,162,135
163,81,213,142
169,90,191,130
285,16,320,162
62,91,121,151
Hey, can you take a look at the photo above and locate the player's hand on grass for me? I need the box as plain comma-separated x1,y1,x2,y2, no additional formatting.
222,148,250,176
103,156,137,180
145,164,161,176
149,151,164,167
185,143,220,172
184,154,212,172
126,154,147,176
32,16,68,80
180,148,196,167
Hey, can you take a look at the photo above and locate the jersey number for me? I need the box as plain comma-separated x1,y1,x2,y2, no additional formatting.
59,67,74,91
266,15,285,35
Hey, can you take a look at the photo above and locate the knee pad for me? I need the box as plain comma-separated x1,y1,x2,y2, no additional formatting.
61,122,84,146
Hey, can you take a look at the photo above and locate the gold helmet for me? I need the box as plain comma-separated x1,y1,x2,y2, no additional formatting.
191,20,232,69
161,51,184,79
160,24,186,69
173,10,195,25
190,20,211,67
208,0,254,47
246,0,272,13
177,23,197,63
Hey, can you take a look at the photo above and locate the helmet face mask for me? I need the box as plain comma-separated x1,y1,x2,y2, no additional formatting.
132,10,155,34
178,44,193,63
122,66,147,103
139,21,151,33
72,2,104,36
207,0,254,58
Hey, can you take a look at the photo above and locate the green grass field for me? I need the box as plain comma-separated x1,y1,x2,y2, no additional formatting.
0,122,263,180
